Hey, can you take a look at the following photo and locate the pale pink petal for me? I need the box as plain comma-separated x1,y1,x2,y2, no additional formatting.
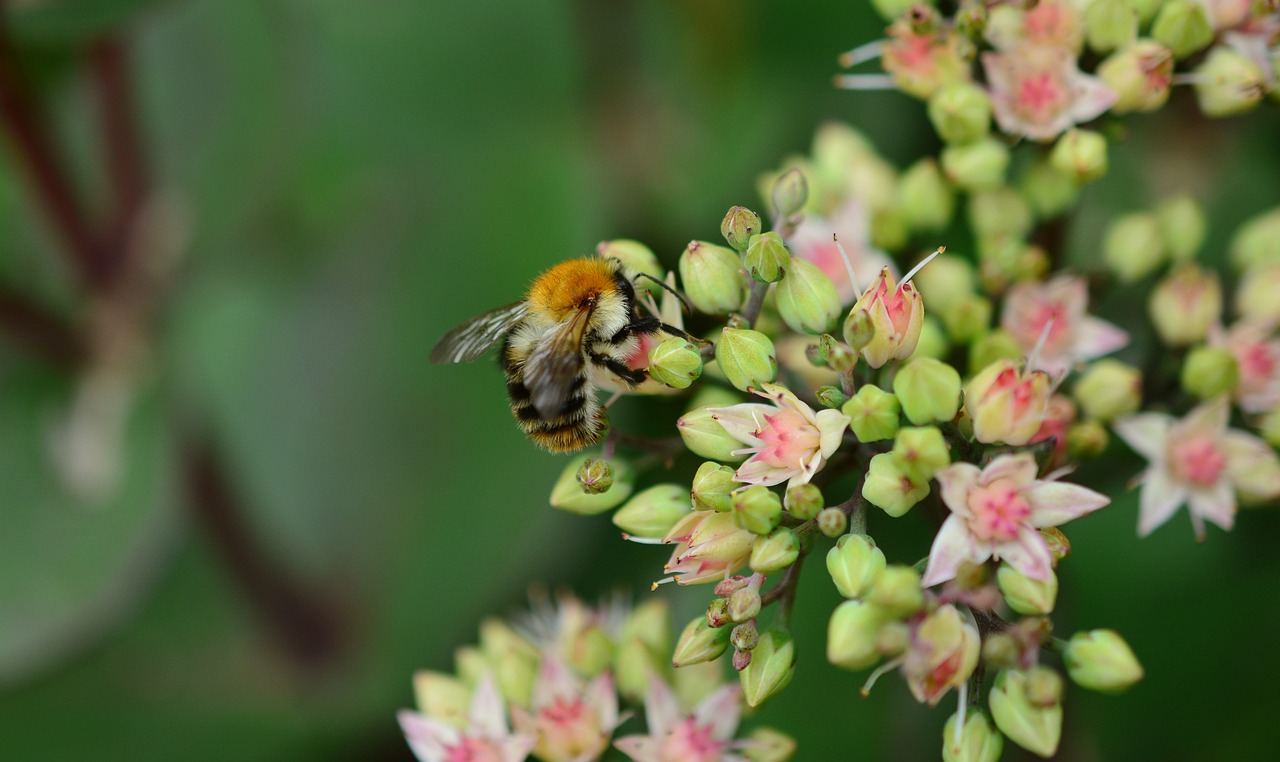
1137,467,1188,537
1112,413,1173,462
642,673,679,740
1067,70,1118,124
922,514,984,586
694,682,744,742
399,710,455,761
935,462,982,518
814,408,852,457
1189,481,1237,534
587,672,620,730
708,404,774,445
997,526,1054,581
1222,430,1280,500
614,735,658,762
500,736,538,762
1074,315,1129,361
756,383,812,423
979,453,1039,488
734,456,794,486
468,675,507,737
1024,480,1110,527
786,450,825,490
1179,396,1230,439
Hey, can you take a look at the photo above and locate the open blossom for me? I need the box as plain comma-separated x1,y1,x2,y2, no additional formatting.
850,265,927,368
511,656,622,762
965,359,1052,446
983,45,1116,141
789,198,894,304
1113,397,1280,539
881,23,970,99
614,676,747,762
1214,320,1280,413
399,675,536,762
901,604,981,706
1001,274,1128,377
923,453,1109,586
659,511,755,585
709,383,849,488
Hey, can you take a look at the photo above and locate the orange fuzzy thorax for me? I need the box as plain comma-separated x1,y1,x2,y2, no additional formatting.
526,258,620,320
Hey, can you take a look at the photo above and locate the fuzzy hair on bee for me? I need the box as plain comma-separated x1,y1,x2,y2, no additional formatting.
431,256,689,452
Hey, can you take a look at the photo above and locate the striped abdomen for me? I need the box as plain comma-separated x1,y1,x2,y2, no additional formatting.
502,349,604,453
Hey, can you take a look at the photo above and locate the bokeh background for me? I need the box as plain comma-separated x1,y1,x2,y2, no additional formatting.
1,0,1279,760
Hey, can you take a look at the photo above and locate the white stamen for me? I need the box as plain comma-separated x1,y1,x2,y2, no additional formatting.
1027,315,1055,372
953,681,969,748
838,40,885,69
833,74,898,91
860,656,903,697
650,576,679,591
622,533,667,545
900,246,945,286
833,234,861,295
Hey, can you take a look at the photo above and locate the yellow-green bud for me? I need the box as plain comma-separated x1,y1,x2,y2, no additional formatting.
731,620,760,652
771,168,809,219
613,484,691,539
842,308,876,351
680,241,745,315
842,384,901,443
997,562,1058,615
870,206,909,252
1155,194,1207,262
823,334,860,374
990,669,1064,758
1130,0,1163,23
679,406,749,462
827,533,887,599
707,598,733,628
1103,211,1166,283
927,82,992,146
672,615,732,667
784,483,824,520
815,385,849,409
893,357,963,425
741,727,797,762
454,646,488,686
900,158,956,232
868,0,926,20
776,257,841,334
1020,160,1080,218
969,186,1033,242
1085,0,1138,53
566,624,615,677
550,454,634,514
739,628,796,707
1064,629,1144,693
817,506,848,537
942,294,993,344
648,337,703,389
981,633,1021,670
1231,206,1280,269
1067,419,1110,459
943,709,1003,762
733,485,783,535
692,461,738,512
1149,264,1222,346
910,316,949,360
969,328,1023,371
1193,46,1266,117
827,599,887,670
715,327,778,392
1097,41,1175,113
1181,345,1240,399
479,619,539,707
1152,0,1214,58
1024,666,1064,708
597,239,663,291
863,452,930,517
412,671,470,726
893,425,951,481
744,232,791,284
941,137,1010,191
867,564,924,617
621,597,671,656
615,636,661,703
1050,128,1108,184
912,253,976,318
1073,359,1142,421
751,528,801,572
1263,405,1280,448
729,587,763,623
576,457,615,495
721,206,763,252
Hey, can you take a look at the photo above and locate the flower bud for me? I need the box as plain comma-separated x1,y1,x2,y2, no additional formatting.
731,620,760,652
1064,629,1145,694
815,385,848,409
989,669,1064,758
899,157,956,231
1085,0,1138,52
842,308,876,352
706,598,733,628
679,407,748,462
1020,160,1079,218
940,137,1010,191
1149,264,1222,346
771,168,809,218
1152,0,1214,58
721,206,763,252
1103,211,1166,283
822,334,860,374
776,257,841,334
1156,194,1206,262
997,562,1058,615
827,599,887,670
691,461,738,512
851,267,927,368
1181,345,1240,399
965,360,1052,445
827,533,887,599
941,294,993,344
1067,419,1110,458
728,588,763,625
733,485,783,535
739,628,796,707
868,0,920,20
817,506,848,537
912,253,976,318
968,186,1032,242
751,528,801,572
1097,41,1174,113
741,727,797,762
620,598,670,657
942,709,1003,762
969,328,1023,371
1049,128,1108,183
672,615,731,667
894,357,962,425
1024,666,1064,708
1238,263,1280,324
842,384,902,442
863,452,930,517
412,671,470,726
744,232,791,284
784,483,824,520
867,564,925,617
680,241,745,315
566,624,615,678
576,457,614,495
914,318,951,361
1073,360,1142,421
892,425,951,481
870,206,909,253
1193,46,1266,117
906,604,980,705
614,637,660,703
597,239,663,288
454,646,488,686
613,484,691,539
648,337,703,389
715,327,778,392
733,650,752,671
927,82,992,146
550,454,635,515
1231,206,1280,269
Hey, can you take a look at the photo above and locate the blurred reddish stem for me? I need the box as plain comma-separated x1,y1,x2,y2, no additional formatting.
0,282,84,367
90,36,147,279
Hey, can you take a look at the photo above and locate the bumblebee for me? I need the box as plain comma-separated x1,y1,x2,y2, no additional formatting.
431,257,688,452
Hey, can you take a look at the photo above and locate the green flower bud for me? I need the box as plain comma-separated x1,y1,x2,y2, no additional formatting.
990,669,1063,758
893,357,963,425
822,334,860,374
893,425,951,481
721,206,763,252
731,620,760,652
727,588,761,625
941,137,1010,191
1149,264,1222,346
997,562,1058,615
741,727,797,762
679,407,748,462
817,506,848,537
648,337,703,389
910,316,949,360
566,624,615,677
863,452,930,517
550,454,635,515
707,597,733,628
870,206,909,253
751,528,801,572
1024,666,1064,707
715,327,778,392
815,385,849,409
1155,194,1207,262
1065,629,1144,693
827,599,887,670
1181,345,1240,399
576,457,615,495
867,564,924,618
927,82,992,146
672,615,732,667
1193,46,1266,117
968,186,1033,242
597,239,663,291
613,483,691,539
1020,159,1080,218
868,0,925,21
1073,360,1142,421
981,633,1021,670
615,636,661,703
454,646,488,686
692,461,738,512
1049,129,1108,184
1067,419,1110,459
1085,0,1138,53
942,709,1003,762
1263,405,1280,449
784,483,824,520
1129,0,1163,23
621,597,671,656
1231,206,1280,269
827,533,887,599
771,168,809,219
479,619,539,707
941,294,993,344
912,253,977,318
899,158,956,231
843,308,876,352
776,257,841,334
1097,41,1175,113
412,671,470,726
1103,211,1166,283
744,232,791,284
1152,0,1214,58
733,485,783,535
739,628,796,707
969,328,1024,371
680,241,745,315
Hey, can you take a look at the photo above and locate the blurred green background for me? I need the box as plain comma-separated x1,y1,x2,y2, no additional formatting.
0,0,1278,760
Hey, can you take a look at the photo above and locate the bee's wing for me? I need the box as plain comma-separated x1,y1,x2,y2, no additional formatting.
431,302,529,364
524,305,594,419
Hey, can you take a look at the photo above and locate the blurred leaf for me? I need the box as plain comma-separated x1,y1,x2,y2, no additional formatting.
5,0,168,44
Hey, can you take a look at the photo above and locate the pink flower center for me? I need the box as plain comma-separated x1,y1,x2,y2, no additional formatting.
1022,300,1071,356
661,718,726,762
444,737,504,762
966,477,1031,542
1238,341,1277,386
753,409,820,469
1171,436,1226,486
886,33,935,76
543,697,586,727
1016,72,1066,120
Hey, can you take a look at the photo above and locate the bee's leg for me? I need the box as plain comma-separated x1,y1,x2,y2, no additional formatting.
612,317,693,343
590,352,647,386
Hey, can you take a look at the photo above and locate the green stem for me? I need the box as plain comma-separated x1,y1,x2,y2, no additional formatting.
741,280,769,328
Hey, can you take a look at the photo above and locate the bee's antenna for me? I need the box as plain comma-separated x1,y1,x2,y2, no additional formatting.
636,272,693,315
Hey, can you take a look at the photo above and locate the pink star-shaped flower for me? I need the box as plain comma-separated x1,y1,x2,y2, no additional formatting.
709,383,850,489
614,676,748,762
1001,274,1128,377
982,45,1116,141
399,675,536,762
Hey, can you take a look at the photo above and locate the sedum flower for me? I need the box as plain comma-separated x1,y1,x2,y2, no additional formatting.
1001,274,1128,377
880,23,971,99
789,198,895,305
659,511,756,585
965,359,1052,446
923,453,1109,586
1215,320,1280,413
1113,396,1280,539
1148,264,1222,346
982,44,1117,141
709,383,850,489
399,674,537,762
614,676,748,762
511,656,622,762
901,604,982,706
